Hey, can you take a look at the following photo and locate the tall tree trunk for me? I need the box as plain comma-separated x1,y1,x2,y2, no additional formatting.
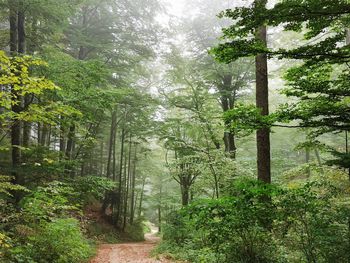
255,6,270,184
17,1,25,54
59,118,66,156
220,74,237,159
138,176,146,218
100,140,104,176
116,128,126,226
123,135,132,231
9,0,17,55
9,1,22,190
18,0,32,149
65,125,75,159
107,110,117,178
306,148,311,177
158,184,162,233
130,143,137,225
181,184,189,206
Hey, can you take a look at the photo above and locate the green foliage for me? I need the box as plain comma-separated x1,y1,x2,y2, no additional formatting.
20,181,79,223
158,176,350,263
223,104,275,136
0,175,27,197
124,219,147,242
68,176,117,205
10,218,93,263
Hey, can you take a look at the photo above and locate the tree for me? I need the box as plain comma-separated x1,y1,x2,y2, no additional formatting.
213,0,271,183
214,0,350,175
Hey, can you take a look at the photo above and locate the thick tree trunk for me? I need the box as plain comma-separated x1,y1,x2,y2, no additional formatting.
255,20,271,184
181,185,189,206
17,1,25,54
9,1,22,190
9,0,17,55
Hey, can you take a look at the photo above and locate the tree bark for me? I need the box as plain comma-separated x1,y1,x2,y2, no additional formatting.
9,1,22,190
255,12,271,184
65,125,75,159
130,143,137,225
138,176,146,218
115,128,126,226
107,110,117,178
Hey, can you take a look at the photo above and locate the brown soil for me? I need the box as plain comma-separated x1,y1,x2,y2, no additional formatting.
90,232,173,263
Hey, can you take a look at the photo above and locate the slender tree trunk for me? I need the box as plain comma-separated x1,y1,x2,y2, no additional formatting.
116,128,126,226
122,135,132,230
65,125,75,159
100,140,104,176
255,7,270,184
220,74,237,159
138,176,146,217
59,118,66,156
158,184,162,232
130,143,137,224
107,110,117,178
306,148,311,177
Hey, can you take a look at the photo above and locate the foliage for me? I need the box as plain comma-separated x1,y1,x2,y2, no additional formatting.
9,218,93,263
20,181,79,223
68,176,117,204
159,176,350,263
0,175,27,197
212,0,350,169
124,219,147,242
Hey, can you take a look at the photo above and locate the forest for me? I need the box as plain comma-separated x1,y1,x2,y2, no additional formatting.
1,0,350,262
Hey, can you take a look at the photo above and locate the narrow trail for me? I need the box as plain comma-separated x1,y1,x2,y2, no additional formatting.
90,230,172,263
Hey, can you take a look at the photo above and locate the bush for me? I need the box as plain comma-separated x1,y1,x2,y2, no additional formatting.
25,218,93,263
125,219,147,242
158,177,350,263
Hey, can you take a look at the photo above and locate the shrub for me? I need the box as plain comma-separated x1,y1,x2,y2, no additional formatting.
125,219,147,242
26,218,93,263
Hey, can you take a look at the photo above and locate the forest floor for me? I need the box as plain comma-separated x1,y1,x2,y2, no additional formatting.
90,229,173,263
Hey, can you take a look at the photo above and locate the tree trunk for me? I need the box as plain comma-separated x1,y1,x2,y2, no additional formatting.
306,148,311,177
181,185,189,206
122,135,132,231
59,119,66,155
138,176,146,218
130,143,137,224
17,1,25,54
65,125,75,159
9,0,17,55
9,1,22,190
100,140,104,176
116,128,126,226
255,13,271,184
107,110,117,178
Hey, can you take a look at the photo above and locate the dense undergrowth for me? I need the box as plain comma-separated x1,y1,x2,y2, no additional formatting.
156,168,350,263
0,174,147,263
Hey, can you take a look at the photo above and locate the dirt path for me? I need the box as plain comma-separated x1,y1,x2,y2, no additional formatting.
90,232,172,263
